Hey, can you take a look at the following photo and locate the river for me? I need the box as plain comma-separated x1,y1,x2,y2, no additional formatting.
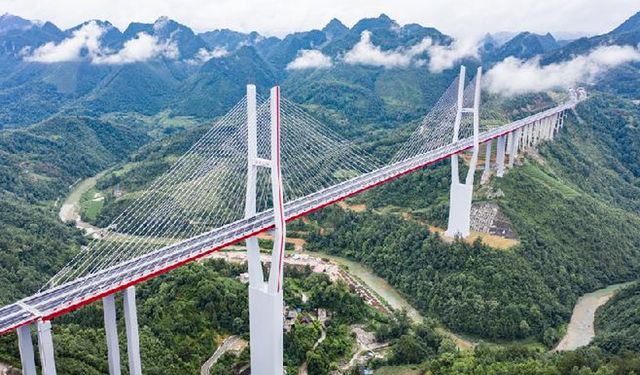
554,282,633,351
315,253,474,349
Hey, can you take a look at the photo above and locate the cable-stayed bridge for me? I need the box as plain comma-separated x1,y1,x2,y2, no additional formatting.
0,66,585,375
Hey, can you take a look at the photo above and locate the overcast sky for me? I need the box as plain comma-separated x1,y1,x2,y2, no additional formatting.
1,0,638,37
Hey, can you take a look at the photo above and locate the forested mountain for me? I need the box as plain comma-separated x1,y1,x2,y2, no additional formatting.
0,116,148,201
0,11,637,128
484,32,560,61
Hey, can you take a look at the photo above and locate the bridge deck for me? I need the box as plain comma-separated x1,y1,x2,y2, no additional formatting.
0,102,573,334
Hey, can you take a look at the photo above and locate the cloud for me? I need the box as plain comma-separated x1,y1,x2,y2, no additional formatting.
23,21,105,63
186,47,229,64
484,45,640,96
425,37,479,73
343,30,418,68
343,31,477,70
23,21,179,64
286,49,332,70
92,32,178,64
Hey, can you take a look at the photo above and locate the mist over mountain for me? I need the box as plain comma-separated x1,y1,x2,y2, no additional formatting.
0,11,637,128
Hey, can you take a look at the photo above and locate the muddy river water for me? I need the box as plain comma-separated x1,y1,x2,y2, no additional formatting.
555,282,633,351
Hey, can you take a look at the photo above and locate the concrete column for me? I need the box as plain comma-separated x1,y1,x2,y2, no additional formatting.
551,113,560,139
445,182,474,238
37,320,56,375
530,121,537,146
514,128,522,157
481,139,492,185
529,123,535,146
535,120,542,144
17,325,37,375
543,118,549,140
123,287,142,375
545,117,552,140
103,295,121,375
506,132,513,155
508,131,517,167
496,135,506,177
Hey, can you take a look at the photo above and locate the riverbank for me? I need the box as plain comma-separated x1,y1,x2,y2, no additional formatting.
555,282,634,351
58,170,108,236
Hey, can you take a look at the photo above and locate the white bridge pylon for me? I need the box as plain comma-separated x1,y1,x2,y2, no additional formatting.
445,66,574,239
445,66,482,238
245,85,286,375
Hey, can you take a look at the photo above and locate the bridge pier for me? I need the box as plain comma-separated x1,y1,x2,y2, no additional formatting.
123,287,142,375
542,117,550,141
17,325,37,375
549,113,560,140
37,320,56,375
446,66,482,238
496,135,506,177
244,84,285,375
529,122,535,146
103,295,121,375
537,119,545,143
480,139,492,185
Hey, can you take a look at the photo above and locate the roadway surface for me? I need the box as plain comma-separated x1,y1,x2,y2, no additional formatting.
200,336,243,375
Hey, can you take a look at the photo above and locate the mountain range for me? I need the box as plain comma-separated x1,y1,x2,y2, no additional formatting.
0,11,638,128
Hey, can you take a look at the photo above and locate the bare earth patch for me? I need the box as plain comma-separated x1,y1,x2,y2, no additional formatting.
337,201,367,212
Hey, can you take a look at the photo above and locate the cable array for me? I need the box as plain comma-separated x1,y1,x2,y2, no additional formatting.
45,92,384,289
45,74,478,290
46,98,254,288
391,76,478,162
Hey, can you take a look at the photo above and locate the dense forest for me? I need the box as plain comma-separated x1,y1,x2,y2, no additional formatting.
0,260,384,375
594,282,640,355
0,116,148,202
306,94,640,344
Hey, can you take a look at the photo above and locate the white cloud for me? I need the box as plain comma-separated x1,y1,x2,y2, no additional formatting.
343,31,477,71
286,49,332,70
22,19,180,64
425,37,479,73
23,21,105,63
343,30,416,68
186,47,229,64
484,45,640,96
93,32,179,64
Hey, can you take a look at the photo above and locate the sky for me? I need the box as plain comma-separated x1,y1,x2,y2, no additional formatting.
0,0,638,38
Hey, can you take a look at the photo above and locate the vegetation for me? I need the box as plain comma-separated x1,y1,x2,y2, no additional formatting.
0,116,148,203
0,197,83,306
594,282,640,354
306,95,640,345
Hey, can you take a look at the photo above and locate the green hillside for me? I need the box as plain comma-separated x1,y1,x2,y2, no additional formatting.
0,116,149,202
306,94,640,344
594,282,640,354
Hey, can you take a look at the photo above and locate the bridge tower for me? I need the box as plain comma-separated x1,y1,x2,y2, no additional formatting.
445,66,482,238
244,84,286,375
